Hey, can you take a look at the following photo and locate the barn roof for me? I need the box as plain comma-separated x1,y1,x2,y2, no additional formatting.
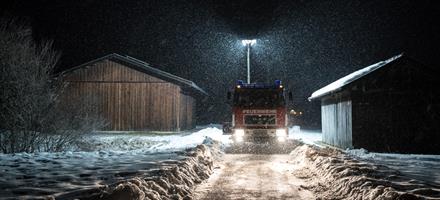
308,53,403,101
62,53,208,96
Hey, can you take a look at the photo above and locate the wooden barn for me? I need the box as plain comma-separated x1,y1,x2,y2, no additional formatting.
60,53,207,131
309,54,440,154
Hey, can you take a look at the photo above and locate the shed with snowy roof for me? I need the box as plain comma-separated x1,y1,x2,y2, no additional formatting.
59,53,207,131
309,54,440,154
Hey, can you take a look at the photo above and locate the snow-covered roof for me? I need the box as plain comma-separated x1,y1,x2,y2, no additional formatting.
308,53,403,101
63,53,208,96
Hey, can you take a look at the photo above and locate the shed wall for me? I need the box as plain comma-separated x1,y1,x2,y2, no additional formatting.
321,94,353,149
350,60,440,153
61,60,195,131
179,93,195,131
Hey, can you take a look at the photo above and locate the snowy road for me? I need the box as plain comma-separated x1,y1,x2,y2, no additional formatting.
194,153,315,200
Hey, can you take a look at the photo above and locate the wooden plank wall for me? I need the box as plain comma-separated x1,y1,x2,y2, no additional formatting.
62,60,193,131
321,94,353,149
178,93,195,130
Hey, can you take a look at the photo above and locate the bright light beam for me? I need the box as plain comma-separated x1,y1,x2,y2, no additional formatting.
241,39,256,46
241,39,257,83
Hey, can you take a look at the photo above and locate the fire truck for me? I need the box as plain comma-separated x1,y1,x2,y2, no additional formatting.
224,80,292,143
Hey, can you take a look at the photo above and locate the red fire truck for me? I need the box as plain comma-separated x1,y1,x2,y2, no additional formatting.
224,80,292,143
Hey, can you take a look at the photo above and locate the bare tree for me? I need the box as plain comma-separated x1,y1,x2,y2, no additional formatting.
0,18,105,153
41,93,107,152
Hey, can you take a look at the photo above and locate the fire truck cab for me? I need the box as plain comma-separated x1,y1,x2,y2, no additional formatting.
224,80,292,143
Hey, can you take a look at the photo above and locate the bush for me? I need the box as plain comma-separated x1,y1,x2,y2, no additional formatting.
0,19,105,153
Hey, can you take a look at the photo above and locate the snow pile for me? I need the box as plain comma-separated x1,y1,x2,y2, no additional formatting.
291,145,440,199
62,140,222,200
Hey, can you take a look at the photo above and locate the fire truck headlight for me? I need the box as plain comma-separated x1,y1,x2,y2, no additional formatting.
234,129,245,137
277,136,286,142
276,129,287,137
233,129,244,143
235,135,244,143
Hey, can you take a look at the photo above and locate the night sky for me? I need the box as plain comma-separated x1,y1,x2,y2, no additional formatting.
1,0,439,126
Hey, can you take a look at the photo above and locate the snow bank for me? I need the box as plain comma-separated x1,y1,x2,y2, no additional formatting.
291,145,440,199
54,139,223,200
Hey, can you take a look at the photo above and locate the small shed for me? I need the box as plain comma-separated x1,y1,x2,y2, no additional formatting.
309,54,440,154
60,53,207,131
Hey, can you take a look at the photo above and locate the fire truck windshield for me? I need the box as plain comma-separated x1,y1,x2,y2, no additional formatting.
233,89,285,108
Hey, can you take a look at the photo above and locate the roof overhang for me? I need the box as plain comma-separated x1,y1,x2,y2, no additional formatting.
60,53,208,96
308,53,403,101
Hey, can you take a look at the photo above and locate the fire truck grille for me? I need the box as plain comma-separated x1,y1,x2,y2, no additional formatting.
244,115,276,125
251,130,274,143
253,130,267,136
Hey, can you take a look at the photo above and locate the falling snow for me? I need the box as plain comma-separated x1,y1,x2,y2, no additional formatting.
1,0,439,124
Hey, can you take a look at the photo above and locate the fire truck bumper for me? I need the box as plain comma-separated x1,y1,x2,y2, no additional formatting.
232,128,288,143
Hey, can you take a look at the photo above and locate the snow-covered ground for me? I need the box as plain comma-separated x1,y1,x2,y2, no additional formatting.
82,126,230,153
290,127,440,186
288,126,322,145
347,149,440,185
0,126,226,199
2,125,439,199
291,144,440,199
